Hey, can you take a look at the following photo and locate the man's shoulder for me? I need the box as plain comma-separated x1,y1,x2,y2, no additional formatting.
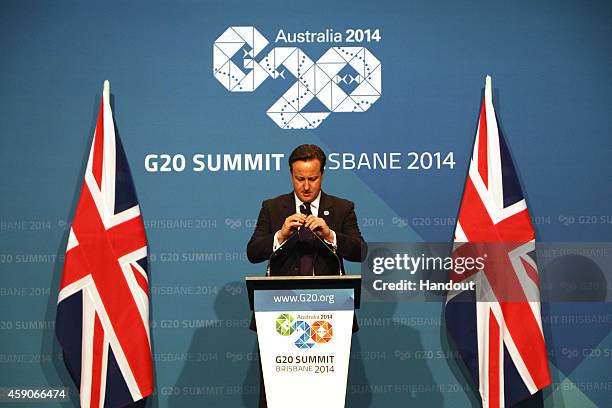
321,192,355,209
261,193,293,207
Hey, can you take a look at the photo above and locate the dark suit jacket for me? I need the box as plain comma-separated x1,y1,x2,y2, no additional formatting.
247,192,366,275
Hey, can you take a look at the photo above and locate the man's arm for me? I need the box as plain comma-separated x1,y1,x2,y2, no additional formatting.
335,202,366,262
246,201,274,263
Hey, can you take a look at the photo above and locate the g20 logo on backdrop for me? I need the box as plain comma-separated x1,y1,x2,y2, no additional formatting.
275,313,333,349
213,26,382,129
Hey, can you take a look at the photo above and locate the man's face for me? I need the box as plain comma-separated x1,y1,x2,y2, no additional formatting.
291,159,323,203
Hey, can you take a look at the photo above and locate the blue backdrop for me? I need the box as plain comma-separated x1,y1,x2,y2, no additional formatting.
1,0,610,406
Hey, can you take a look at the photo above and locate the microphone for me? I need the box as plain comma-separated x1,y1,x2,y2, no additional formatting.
266,206,309,275
299,203,311,216
299,204,310,232
299,203,343,275
307,228,343,275
265,229,298,276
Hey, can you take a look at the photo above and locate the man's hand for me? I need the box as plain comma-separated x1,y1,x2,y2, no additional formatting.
304,215,334,242
278,213,307,243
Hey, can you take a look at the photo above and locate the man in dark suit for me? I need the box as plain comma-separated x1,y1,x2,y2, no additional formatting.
246,144,365,408
247,144,366,275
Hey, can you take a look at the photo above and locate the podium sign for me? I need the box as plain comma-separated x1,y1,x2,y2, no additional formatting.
254,288,355,408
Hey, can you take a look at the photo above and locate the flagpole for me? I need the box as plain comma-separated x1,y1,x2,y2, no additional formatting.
485,75,492,99
103,80,110,102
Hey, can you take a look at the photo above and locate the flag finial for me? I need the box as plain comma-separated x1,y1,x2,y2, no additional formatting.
103,80,110,102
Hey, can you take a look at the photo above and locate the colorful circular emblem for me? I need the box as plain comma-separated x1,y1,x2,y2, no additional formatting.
274,314,334,348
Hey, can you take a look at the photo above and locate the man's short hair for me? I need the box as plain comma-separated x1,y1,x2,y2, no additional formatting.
288,144,326,173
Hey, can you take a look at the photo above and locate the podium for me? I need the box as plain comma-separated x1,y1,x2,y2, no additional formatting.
246,275,361,408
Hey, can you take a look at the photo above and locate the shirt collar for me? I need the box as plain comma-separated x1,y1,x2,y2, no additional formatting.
293,191,321,216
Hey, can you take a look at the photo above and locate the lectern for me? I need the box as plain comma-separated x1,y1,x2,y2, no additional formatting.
246,275,361,408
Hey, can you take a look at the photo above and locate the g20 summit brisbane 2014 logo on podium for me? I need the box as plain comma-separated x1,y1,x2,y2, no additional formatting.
276,313,333,349
213,26,382,129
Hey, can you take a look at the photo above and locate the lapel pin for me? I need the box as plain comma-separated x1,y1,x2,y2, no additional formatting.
323,210,330,216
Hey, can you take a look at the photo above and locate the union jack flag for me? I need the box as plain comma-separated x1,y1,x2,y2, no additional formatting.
55,81,154,407
445,76,551,407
